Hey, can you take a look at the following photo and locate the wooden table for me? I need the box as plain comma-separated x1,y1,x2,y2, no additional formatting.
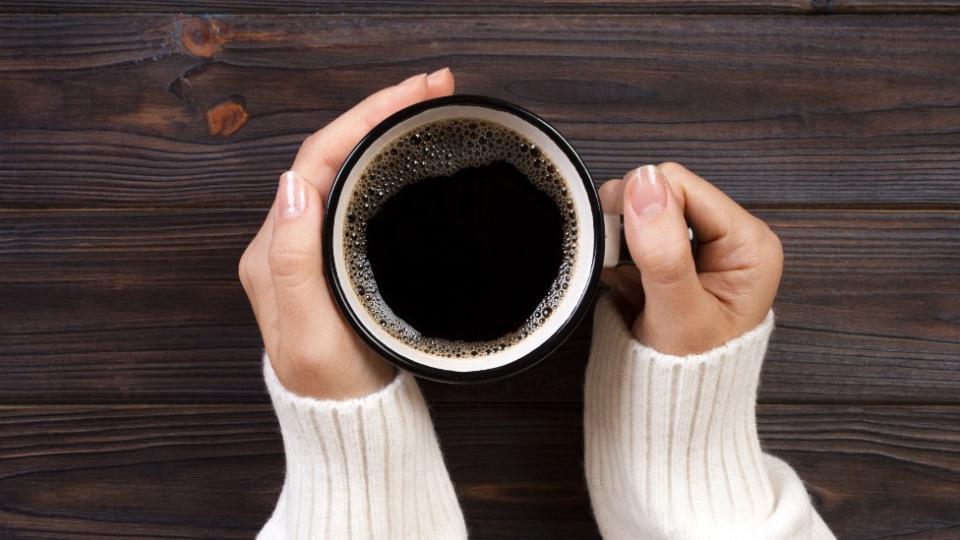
1,2,958,538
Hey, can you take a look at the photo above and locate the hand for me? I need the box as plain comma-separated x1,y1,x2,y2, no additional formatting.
599,163,783,355
239,69,456,399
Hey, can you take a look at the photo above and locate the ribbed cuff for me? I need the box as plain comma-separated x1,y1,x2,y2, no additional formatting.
259,356,467,540
585,293,776,539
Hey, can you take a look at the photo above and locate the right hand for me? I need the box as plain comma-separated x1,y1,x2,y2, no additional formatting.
238,69,456,400
599,163,784,356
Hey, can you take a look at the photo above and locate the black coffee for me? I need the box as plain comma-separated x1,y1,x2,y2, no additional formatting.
342,118,577,358
366,160,563,341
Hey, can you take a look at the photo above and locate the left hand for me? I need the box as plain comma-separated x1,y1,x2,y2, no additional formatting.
238,68,456,399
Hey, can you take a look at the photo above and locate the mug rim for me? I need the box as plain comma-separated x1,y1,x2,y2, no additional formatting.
322,95,602,383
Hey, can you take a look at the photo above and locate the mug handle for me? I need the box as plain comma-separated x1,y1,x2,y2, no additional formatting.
602,214,698,268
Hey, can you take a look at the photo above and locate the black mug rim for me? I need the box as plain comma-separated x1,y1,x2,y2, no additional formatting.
322,95,603,383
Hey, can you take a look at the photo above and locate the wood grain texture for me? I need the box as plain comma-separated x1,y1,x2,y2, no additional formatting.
1,404,957,539
1,7,958,538
1,15,958,208
1,1,958,14
1,208,957,404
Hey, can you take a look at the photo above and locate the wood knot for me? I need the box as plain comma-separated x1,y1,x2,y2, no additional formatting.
181,17,224,58
206,97,248,137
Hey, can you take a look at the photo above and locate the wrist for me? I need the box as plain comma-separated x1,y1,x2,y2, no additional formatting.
613,290,770,356
633,306,740,355
270,346,397,400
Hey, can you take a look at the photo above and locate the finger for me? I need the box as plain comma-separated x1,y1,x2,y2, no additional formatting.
655,162,755,247
239,218,279,348
598,178,643,302
242,196,279,307
600,267,646,308
656,162,781,285
268,171,330,346
623,165,713,324
292,68,456,199
243,68,456,318
616,264,643,282
598,178,624,215
612,264,644,292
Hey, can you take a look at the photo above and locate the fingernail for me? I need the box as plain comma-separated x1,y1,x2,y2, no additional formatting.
626,165,666,220
399,72,427,87
426,67,450,87
278,171,307,218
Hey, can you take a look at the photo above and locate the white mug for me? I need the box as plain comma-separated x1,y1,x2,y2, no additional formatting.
324,96,636,382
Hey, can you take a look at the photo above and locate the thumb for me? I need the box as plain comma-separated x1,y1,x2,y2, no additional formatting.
623,165,711,335
268,171,328,347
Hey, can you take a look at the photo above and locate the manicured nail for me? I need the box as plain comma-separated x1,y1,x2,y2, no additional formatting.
626,165,666,220
426,67,450,87
278,171,307,218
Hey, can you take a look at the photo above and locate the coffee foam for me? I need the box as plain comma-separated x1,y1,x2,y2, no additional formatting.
342,118,578,358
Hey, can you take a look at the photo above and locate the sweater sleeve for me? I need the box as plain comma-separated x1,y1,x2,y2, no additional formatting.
258,355,467,540
584,293,835,540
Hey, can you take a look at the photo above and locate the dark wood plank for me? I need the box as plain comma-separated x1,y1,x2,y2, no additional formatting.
0,404,282,539
0,404,957,539
0,209,267,402
827,0,960,12
0,1,957,15
1,15,958,208
1,208,957,404
756,405,960,540
760,210,960,404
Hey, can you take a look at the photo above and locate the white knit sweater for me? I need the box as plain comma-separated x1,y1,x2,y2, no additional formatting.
258,294,834,539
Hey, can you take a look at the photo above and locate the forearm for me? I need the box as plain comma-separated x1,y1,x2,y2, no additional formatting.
259,356,467,540
584,293,834,540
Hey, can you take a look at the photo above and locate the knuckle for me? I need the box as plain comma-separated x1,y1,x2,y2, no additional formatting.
739,237,766,268
301,131,322,153
238,245,262,291
238,249,250,285
768,228,784,258
755,219,783,255
752,216,773,237
766,229,785,274
739,219,784,272
268,243,311,279
656,161,687,178
637,242,693,285
239,241,269,285
752,215,773,236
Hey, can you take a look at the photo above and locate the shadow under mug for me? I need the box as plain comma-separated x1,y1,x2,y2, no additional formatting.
323,95,625,383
